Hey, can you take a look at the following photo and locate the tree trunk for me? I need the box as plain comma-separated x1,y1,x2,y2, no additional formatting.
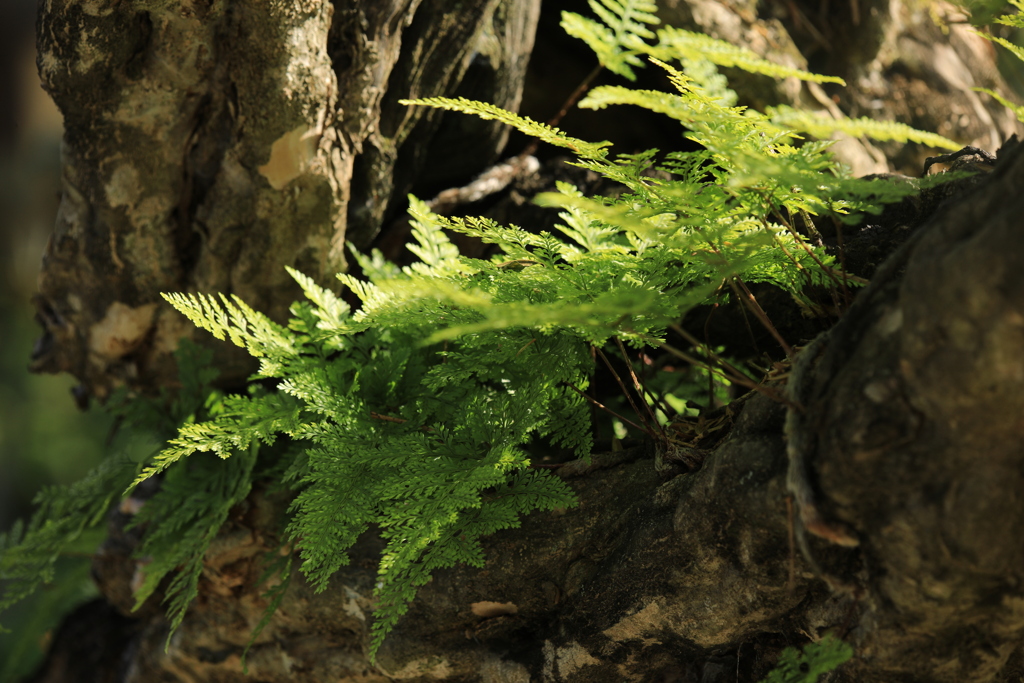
26,1,1024,681
31,0,539,401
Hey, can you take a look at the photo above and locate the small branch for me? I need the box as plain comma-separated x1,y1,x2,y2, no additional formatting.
520,63,603,159
729,277,794,357
563,381,649,434
369,411,407,424
613,337,664,437
596,345,655,435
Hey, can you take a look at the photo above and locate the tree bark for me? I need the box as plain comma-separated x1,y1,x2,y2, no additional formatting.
27,1,1024,681
31,0,539,400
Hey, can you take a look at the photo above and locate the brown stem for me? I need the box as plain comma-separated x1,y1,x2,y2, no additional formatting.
563,381,648,433
670,324,757,388
729,277,794,357
595,345,655,435
520,63,604,159
613,337,664,436
658,336,796,409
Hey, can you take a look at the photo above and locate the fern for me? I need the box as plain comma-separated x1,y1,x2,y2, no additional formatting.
643,26,846,85
395,97,611,160
0,340,217,628
0,456,137,622
973,0,1024,122
559,0,659,80
766,105,960,150
160,273,587,657
1,0,967,665
129,444,260,640
760,635,854,683
975,86,1024,122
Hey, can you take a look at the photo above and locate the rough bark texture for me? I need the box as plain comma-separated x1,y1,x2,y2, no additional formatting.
100,140,1021,683
659,0,1021,176
26,0,1024,681
31,0,539,400
801,137,1024,683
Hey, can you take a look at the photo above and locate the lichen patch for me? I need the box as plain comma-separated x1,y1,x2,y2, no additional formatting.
554,642,599,678
89,301,158,360
602,599,665,642
258,125,318,190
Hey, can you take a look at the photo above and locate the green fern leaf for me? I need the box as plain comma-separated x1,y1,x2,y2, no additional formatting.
767,105,960,150
560,0,659,80
162,292,299,360
0,456,138,623
398,97,611,159
975,86,1024,123
130,392,302,487
648,27,845,85
129,444,259,642
760,635,853,682
994,0,1024,27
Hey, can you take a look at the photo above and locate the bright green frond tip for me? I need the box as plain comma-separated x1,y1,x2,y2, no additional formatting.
648,27,846,85
560,0,660,80
767,105,961,150
975,87,1024,124
971,3,1024,124
398,97,611,160
760,635,853,682
995,0,1024,27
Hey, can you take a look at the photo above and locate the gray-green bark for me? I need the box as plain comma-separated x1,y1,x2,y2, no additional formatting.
32,0,538,400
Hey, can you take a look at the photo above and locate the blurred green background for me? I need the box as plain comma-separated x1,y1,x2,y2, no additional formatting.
0,1,113,680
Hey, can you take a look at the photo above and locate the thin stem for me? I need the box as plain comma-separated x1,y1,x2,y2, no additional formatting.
520,63,604,159
689,219,793,359
765,207,843,313
671,323,757,389
595,345,654,435
369,411,407,424
563,381,648,433
729,277,794,357
832,212,854,308
659,337,796,409
614,337,664,436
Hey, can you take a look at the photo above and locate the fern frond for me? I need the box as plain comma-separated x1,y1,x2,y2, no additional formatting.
760,635,853,682
766,105,961,150
130,445,259,641
398,97,611,159
130,392,302,488
589,0,659,39
285,266,351,331
348,244,402,284
975,86,1024,123
241,552,293,672
994,0,1024,27
404,196,465,276
580,84,736,126
162,292,299,359
560,0,659,80
648,27,846,85
0,456,138,623
977,31,1024,63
